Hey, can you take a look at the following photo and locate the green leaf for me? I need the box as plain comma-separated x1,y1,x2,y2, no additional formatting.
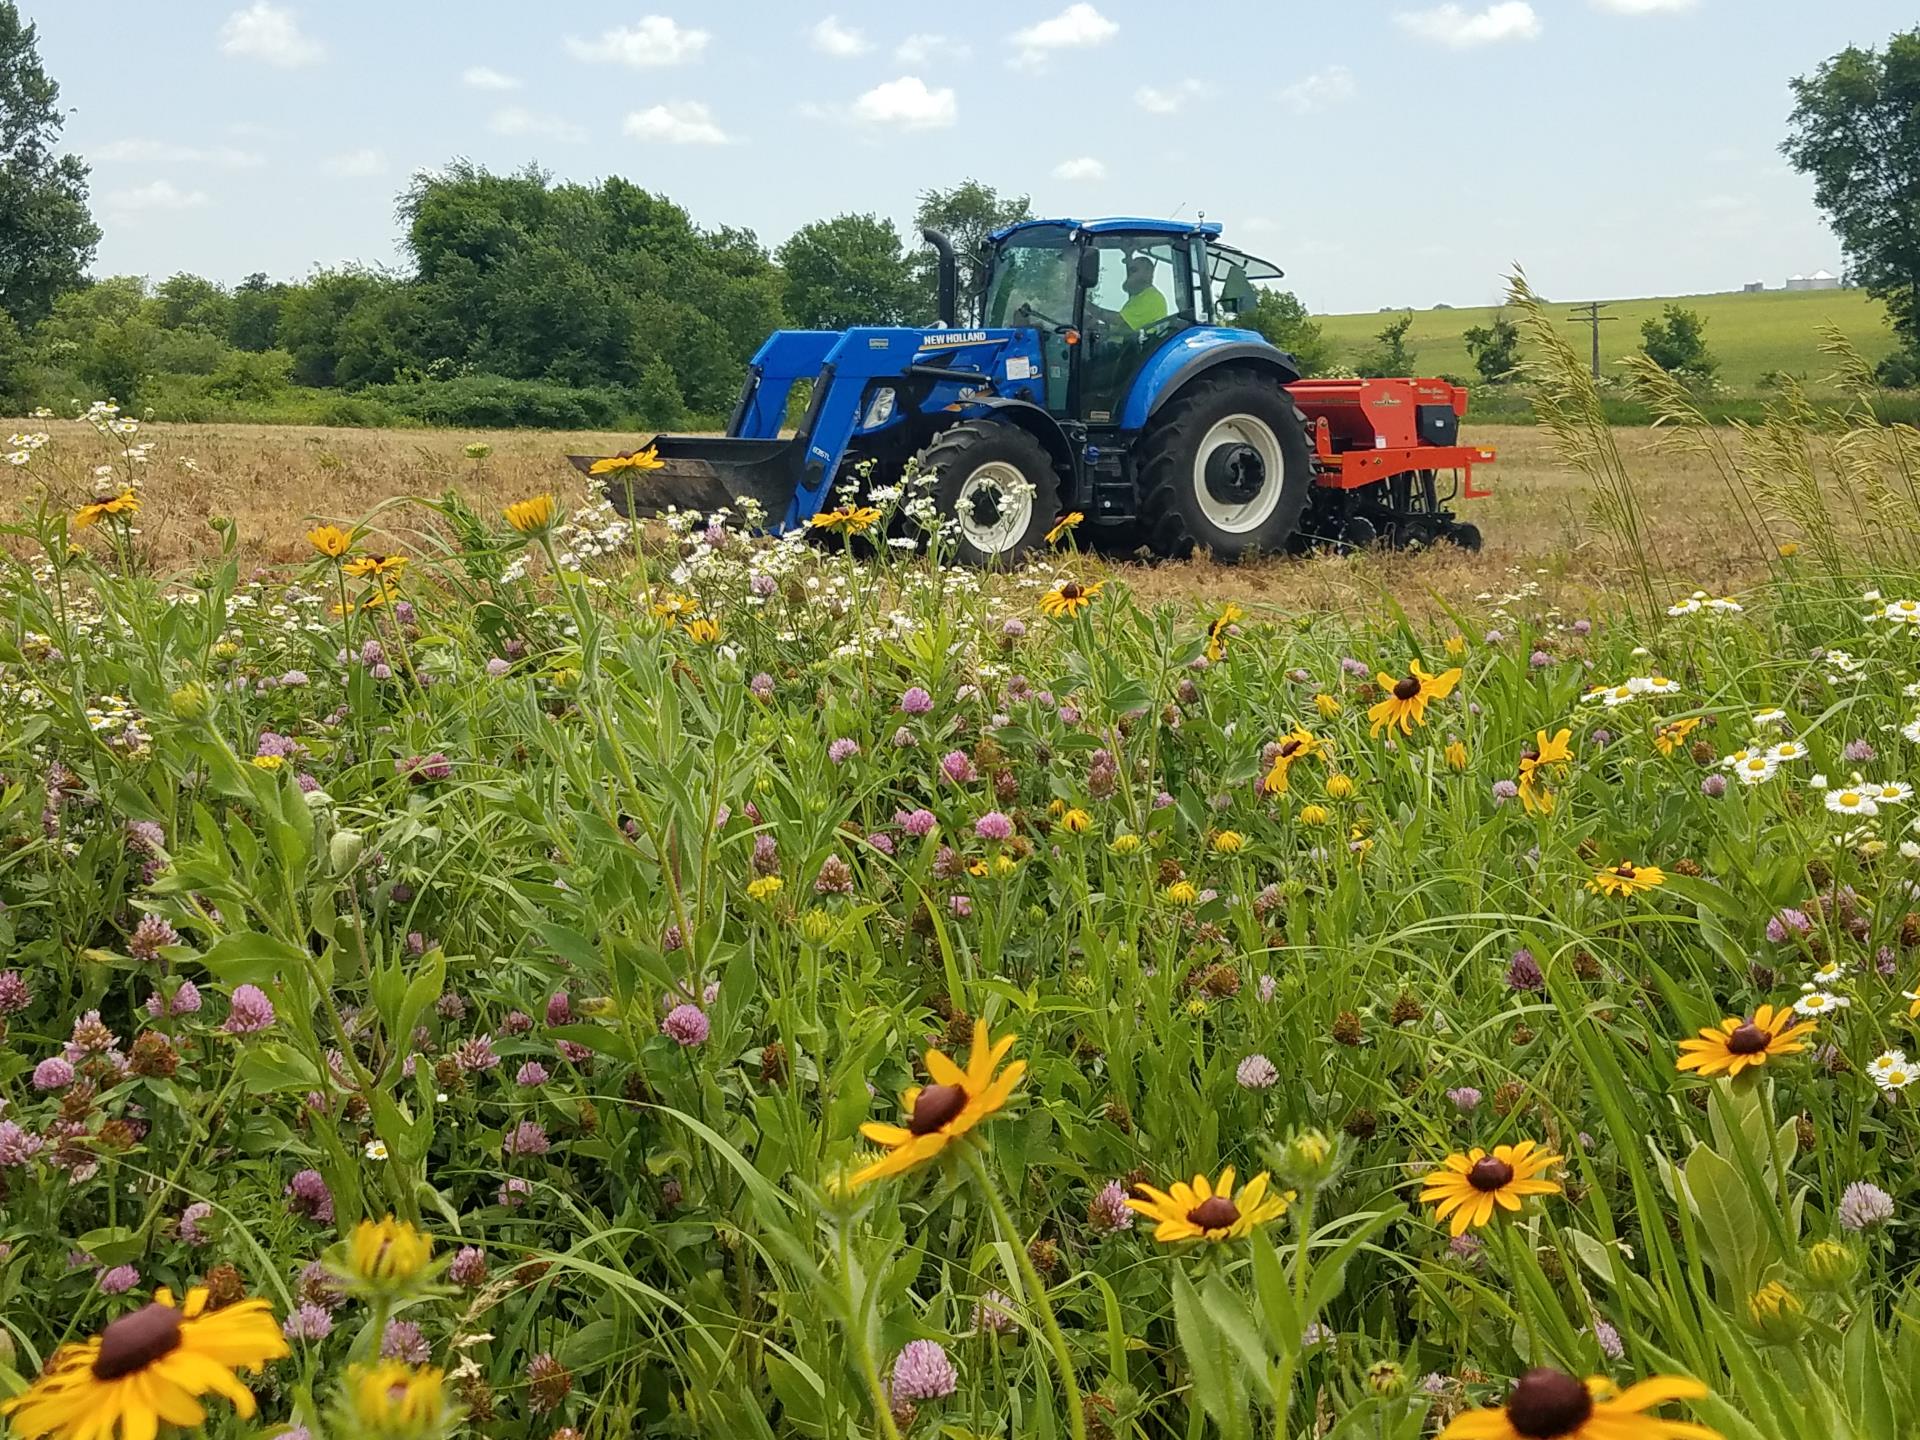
1201,1273,1274,1402
197,931,311,986
1684,1141,1763,1293
1172,1269,1246,1439
235,1042,323,1095
1249,1230,1302,1359
1843,1314,1896,1440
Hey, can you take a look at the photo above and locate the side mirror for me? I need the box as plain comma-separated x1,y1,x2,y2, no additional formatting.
1077,248,1102,288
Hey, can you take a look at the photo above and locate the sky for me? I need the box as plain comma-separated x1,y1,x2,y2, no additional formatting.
22,0,1914,316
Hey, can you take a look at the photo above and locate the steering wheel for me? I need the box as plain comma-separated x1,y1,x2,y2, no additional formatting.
1014,302,1073,334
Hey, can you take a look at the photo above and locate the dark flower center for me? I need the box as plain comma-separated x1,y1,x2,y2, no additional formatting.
1726,1022,1771,1055
909,1083,969,1135
92,1303,183,1380
1280,739,1304,757
1185,1196,1241,1231
1392,676,1422,701
1468,1157,1515,1192
1061,584,1084,601
1615,864,1636,879
1504,1368,1594,1438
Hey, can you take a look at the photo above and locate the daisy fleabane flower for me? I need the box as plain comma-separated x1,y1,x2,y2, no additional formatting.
1793,988,1848,1018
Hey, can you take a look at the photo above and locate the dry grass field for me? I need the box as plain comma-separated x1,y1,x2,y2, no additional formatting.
1,418,1767,617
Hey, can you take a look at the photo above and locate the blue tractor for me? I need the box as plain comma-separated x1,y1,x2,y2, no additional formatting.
574,217,1486,564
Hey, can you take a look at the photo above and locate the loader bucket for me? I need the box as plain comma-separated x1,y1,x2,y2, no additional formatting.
568,436,805,524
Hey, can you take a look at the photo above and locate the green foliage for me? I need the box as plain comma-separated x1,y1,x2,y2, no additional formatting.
1356,311,1416,377
359,373,634,429
775,213,919,330
1641,303,1719,379
1462,311,1522,383
1874,349,1920,389
1243,290,1332,375
912,178,1033,319
1783,26,1920,351
0,2,99,326
635,356,688,428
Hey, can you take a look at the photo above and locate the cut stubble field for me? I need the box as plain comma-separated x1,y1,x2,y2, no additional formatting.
0,418,1765,616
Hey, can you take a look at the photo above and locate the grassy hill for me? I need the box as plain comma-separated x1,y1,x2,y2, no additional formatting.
1314,287,1897,390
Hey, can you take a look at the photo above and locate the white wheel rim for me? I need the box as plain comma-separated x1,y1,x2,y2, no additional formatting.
955,462,1035,555
1193,414,1285,534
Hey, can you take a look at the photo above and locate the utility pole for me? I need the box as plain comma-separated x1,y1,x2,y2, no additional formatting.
1567,302,1616,379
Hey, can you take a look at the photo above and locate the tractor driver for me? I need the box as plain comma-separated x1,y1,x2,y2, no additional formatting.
1087,252,1169,337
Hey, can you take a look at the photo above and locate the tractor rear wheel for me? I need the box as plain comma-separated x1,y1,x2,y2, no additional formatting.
1135,372,1312,561
912,420,1061,568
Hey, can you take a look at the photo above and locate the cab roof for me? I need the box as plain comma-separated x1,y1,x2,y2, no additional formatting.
989,217,1226,242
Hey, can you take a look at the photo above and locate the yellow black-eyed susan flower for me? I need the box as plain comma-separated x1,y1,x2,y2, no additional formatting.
587,446,665,477
1262,728,1324,794
344,1215,434,1289
0,1286,289,1440
1653,717,1702,756
1588,861,1664,897
1419,1142,1562,1236
810,504,883,536
1045,511,1084,545
343,553,407,579
1368,661,1462,736
1039,580,1104,619
1675,1004,1816,1079
1437,1369,1717,1440
307,524,355,558
74,490,140,530
1206,602,1245,662
1125,1167,1294,1244
503,495,556,535
851,1020,1024,1188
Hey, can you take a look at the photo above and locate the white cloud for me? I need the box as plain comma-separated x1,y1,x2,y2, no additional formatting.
624,102,731,145
565,16,709,67
92,138,264,169
1279,65,1356,114
462,65,522,90
1010,4,1117,66
323,148,389,178
896,33,969,64
811,16,870,57
218,3,324,67
1053,156,1106,181
1592,0,1693,9
852,76,956,130
106,180,210,213
489,107,588,143
1395,2,1541,47
1134,80,1206,114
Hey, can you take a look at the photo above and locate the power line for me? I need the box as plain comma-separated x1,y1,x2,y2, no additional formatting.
1567,302,1617,379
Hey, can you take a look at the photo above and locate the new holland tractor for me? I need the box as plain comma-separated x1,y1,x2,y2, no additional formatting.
573,218,1495,565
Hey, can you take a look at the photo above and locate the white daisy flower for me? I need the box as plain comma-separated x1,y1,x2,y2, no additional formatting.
1752,709,1787,728
1667,596,1703,616
1864,589,1884,603
1735,754,1780,785
1600,684,1638,708
1825,788,1879,817
1874,1061,1915,1092
1886,600,1920,624
1626,676,1656,695
1811,960,1844,985
1867,1049,1907,1078
1721,748,1757,771
1793,990,1849,1016
1810,773,1829,789
1643,676,1680,695
1900,839,1920,860
1768,740,1807,762
365,1139,389,1160
1873,782,1913,804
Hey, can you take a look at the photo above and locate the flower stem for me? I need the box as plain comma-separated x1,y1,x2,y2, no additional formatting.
963,1147,1088,1440
839,1221,905,1440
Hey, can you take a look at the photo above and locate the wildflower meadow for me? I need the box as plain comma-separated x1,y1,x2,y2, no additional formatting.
3,362,1920,1440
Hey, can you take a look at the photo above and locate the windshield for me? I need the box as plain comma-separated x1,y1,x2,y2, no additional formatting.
982,224,1078,329
1207,243,1285,322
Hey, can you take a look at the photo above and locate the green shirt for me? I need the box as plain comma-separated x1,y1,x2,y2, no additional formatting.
1119,286,1169,331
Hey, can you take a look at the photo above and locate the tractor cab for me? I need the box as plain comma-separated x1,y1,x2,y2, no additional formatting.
978,218,1283,427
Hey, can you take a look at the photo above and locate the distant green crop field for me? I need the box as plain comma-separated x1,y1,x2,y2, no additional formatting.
1314,287,1897,390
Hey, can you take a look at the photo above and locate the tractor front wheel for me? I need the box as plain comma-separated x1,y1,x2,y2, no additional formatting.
912,420,1061,568
1135,373,1312,561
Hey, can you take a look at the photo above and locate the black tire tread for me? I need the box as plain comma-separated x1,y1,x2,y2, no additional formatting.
1133,372,1312,561
910,419,1061,567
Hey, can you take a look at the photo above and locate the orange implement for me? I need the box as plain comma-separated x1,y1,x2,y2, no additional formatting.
1286,377,1496,498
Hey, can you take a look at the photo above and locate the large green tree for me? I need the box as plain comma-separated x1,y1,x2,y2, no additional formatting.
911,179,1032,320
1242,289,1331,376
1783,28,1920,353
0,2,99,326
775,213,917,330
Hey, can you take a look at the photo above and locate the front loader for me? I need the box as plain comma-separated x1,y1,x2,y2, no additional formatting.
573,218,1493,565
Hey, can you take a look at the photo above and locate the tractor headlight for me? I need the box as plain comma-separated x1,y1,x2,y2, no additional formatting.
861,387,897,430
